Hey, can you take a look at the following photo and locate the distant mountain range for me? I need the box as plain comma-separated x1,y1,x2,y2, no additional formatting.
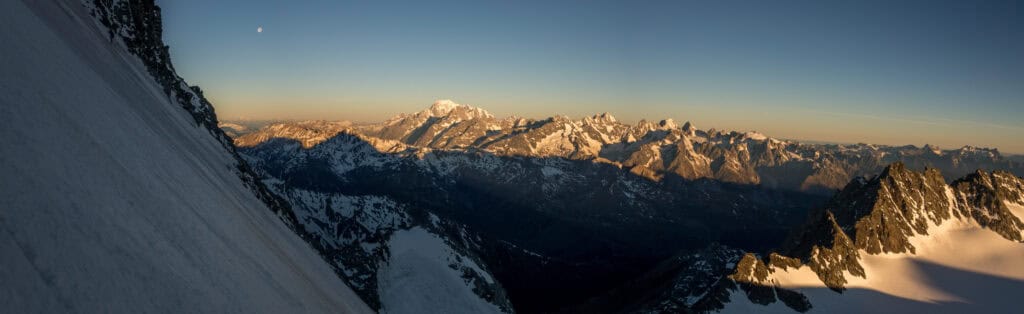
227,100,1024,312
230,100,1023,195
9,0,1022,313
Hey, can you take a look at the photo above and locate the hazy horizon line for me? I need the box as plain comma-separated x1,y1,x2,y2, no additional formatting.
217,100,1024,155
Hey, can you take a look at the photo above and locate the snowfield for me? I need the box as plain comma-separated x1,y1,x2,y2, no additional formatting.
378,227,503,314
721,210,1024,313
0,0,370,312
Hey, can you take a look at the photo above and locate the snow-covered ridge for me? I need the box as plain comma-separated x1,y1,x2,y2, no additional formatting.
705,164,1024,313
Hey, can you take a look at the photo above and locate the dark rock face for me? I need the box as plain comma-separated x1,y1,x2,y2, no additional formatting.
843,164,952,254
641,251,810,314
694,162,1024,312
791,211,864,290
89,0,216,131
952,170,1024,241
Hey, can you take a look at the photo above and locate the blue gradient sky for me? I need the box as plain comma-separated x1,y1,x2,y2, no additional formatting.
160,0,1024,153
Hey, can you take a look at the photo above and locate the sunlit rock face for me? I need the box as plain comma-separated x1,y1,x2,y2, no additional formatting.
689,163,1024,313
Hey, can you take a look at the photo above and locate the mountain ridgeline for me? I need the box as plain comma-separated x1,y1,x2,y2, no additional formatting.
230,100,1024,312
693,163,1024,313
7,0,1023,312
234,100,1023,195
562,164,1024,313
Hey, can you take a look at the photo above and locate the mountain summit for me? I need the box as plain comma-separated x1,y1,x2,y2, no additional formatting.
423,99,495,119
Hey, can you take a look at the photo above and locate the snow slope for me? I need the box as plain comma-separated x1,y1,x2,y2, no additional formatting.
259,180,512,312
378,227,503,314
721,210,1024,313
0,0,371,312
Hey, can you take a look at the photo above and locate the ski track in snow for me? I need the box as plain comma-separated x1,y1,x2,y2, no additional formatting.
0,0,371,312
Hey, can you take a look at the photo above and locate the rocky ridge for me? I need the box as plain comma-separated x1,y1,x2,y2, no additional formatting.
697,163,1024,312
233,100,1024,194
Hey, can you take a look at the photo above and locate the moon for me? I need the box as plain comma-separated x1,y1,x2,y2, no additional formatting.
257,26,263,33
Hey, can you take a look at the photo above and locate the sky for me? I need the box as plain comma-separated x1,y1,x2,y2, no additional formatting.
159,0,1024,154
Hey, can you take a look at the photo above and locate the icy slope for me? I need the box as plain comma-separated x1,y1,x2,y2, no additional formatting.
0,0,371,312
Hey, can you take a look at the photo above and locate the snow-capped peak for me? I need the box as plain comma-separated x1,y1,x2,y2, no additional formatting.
429,99,461,116
424,99,494,119
742,131,768,141
593,112,617,123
